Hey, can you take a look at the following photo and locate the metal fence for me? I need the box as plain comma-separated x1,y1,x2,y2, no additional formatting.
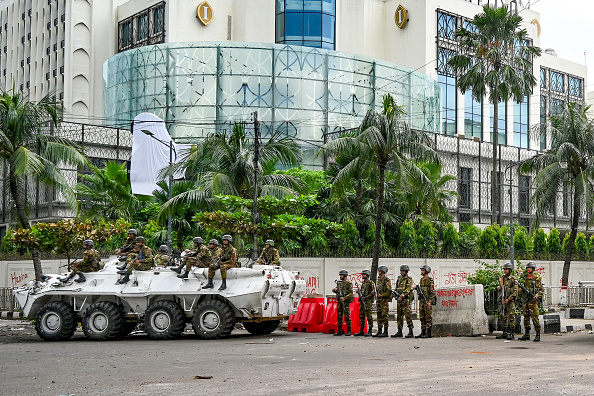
0,287,17,311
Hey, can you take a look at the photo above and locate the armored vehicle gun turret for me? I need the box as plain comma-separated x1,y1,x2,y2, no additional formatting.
13,258,306,341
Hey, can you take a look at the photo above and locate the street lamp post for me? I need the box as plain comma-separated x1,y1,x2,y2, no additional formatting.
505,161,521,267
141,129,174,253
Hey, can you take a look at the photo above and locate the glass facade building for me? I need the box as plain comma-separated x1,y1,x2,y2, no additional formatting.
103,42,440,168
275,0,336,49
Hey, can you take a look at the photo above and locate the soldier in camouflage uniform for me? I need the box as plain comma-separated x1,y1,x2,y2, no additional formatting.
518,262,544,342
256,239,281,266
208,239,223,260
392,265,414,338
117,236,154,284
153,245,170,267
373,265,391,338
171,237,212,279
332,269,354,336
415,264,435,339
60,240,101,283
496,262,519,340
354,269,375,337
204,234,237,291
116,229,138,271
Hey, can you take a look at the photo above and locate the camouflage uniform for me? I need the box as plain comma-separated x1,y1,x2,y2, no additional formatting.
519,273,543,332
418,276,435,330
117,236,136,255
208,244,237,279
125,246,154,274
208,246,223,260
376,275,392,327
184,245,212,270
359,278,375,330
500,274,518,330
256,247,280,266
153,253,170,267
72,248,101,274
396,274,414,329
335,279,354,327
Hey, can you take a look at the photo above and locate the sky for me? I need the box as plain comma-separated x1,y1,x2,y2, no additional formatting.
530,0,594,89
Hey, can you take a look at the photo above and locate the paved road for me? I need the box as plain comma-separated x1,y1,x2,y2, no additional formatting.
1,320,593,396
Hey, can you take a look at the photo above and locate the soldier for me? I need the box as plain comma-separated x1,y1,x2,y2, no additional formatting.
496,262,519,340
208,239,222,260
415,264,435,339
171,237,212,279
373,265,391,338
354,269,375,337
60,240,101,283
518,262,544,342
153,245,170,267
332,269,353,336
256,239,280,266
117,236,154,284
392,265,414,338
204,234,237,291
116,229,138,271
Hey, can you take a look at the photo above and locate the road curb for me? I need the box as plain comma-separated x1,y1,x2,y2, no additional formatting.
0,311,22,320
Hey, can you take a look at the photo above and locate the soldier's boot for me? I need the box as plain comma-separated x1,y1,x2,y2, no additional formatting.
506,326,515,340
218,279,227,291
74,272,86,283
333,326,344,336
203,278,214,289
116,263,127,271
424,328,432,338
364,326,373,337
391,328,403,338
177,270,189,279
379,326,388,338
372,325,382,337
118,273,130,284
415,329,426,339
170,263,185,274
345,324,351,336
496,326,508,339
59,273,75,283
533,331,540,342
405,327,414,338
117,269,128,275
519,329,531,341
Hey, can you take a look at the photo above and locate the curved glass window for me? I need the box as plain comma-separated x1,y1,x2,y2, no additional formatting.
276,0,335,49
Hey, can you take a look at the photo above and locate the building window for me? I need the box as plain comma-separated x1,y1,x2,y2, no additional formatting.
59,92,63,100
54,18,58,26
61,14,65,22
540,95,547,150
47,22,51,30
53,43,57,51
27,56,30,64
61,39,65,48
464,89,481,139
438,47,456,136
551,98,564,116
21,36,25,43
459,167,472,208
153,4,165,35
275,0,336,49
45,72,50,80
60,65,64,74
437,11,457,41
27,32,31,40
26,81,30,88
540,67,547,89
53,69,57,77
20,59,24,67
137,12,149,43
118,2,166,52
46,47,50,55
513,96,529,149
551,71,564,93
568,76,583,99
519,175,530,214
490,102,506,145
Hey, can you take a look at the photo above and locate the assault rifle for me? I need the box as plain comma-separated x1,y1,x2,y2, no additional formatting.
518,282,541,302
355,282,365,305
415,284,429,306
391,289,401,300
335,280,347,315
59,259,79,271
499,276,506,317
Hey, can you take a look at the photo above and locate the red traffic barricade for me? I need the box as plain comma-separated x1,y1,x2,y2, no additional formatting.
288,296,325,333
322,296,367,334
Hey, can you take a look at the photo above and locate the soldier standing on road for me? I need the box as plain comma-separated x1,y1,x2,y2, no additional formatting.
374,265,391,338
415,265,435,339
171,237,212,279
354,269,375,337
496,262,518,340
332,269,353,336
208,239,223,260
392,265,414,338
518,262,543,342
204,234,237,291
153,245,170,267
256,239,280,266
60,240,101,283
117,236,154,284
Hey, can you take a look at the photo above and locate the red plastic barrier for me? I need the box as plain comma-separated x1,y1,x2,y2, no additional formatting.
287,297,325,333
322,296,367,334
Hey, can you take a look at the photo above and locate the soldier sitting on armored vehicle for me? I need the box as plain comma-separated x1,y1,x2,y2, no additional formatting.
171,237,212,279
256,239,280,266
117,236,154,284
115,228,138,256
60,239,101,283
153,245,170,266
208,239,222,259
204,234,237,291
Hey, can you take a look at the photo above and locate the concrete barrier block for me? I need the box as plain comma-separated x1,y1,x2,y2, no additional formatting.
433,284,489,336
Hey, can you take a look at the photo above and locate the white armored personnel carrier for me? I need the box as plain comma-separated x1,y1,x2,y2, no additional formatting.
13,258,306,341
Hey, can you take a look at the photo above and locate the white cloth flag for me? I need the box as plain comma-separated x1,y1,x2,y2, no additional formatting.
130,113,188,196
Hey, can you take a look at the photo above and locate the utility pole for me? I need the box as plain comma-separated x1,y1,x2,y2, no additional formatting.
251,112,260,261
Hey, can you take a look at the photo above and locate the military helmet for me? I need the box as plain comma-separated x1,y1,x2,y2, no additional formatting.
400,265,409,272
526,261,536,269
135,236,146,243
159,245,168,252
339,269,348,276
265,239,274,246
378,265,388,274
362,269,371,276
209,239,218,245
127,229,138,235
83,239,94,248
502,262,514,270
193,237,204,244
222,234,233,243
420,264,431,273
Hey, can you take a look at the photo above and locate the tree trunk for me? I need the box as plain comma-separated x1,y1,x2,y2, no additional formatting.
561,186,580,288
9,174,44,281
354,183,365,241
491,98,499,225
370,164,386,283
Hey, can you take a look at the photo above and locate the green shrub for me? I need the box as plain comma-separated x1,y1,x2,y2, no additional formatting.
532,229,547,254
415,221,436,255
513,228,530,257
562,232,571,253
574,232,588,255
459,224,479,256
398,220,417,256
589,235,594,254
441,223,459,256
477,225,499,257
548,228,562,254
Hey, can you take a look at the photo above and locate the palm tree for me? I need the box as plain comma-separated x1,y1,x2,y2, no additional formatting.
520,103,594,287
448,5,541,224
324,94,439,281
154,180,199,250
0,90,87,281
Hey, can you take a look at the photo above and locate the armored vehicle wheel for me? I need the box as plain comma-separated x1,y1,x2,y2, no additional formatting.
82,301,125,341
192,299,235,339
242,320,280,335
35,301,77,341
144,300,186,340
